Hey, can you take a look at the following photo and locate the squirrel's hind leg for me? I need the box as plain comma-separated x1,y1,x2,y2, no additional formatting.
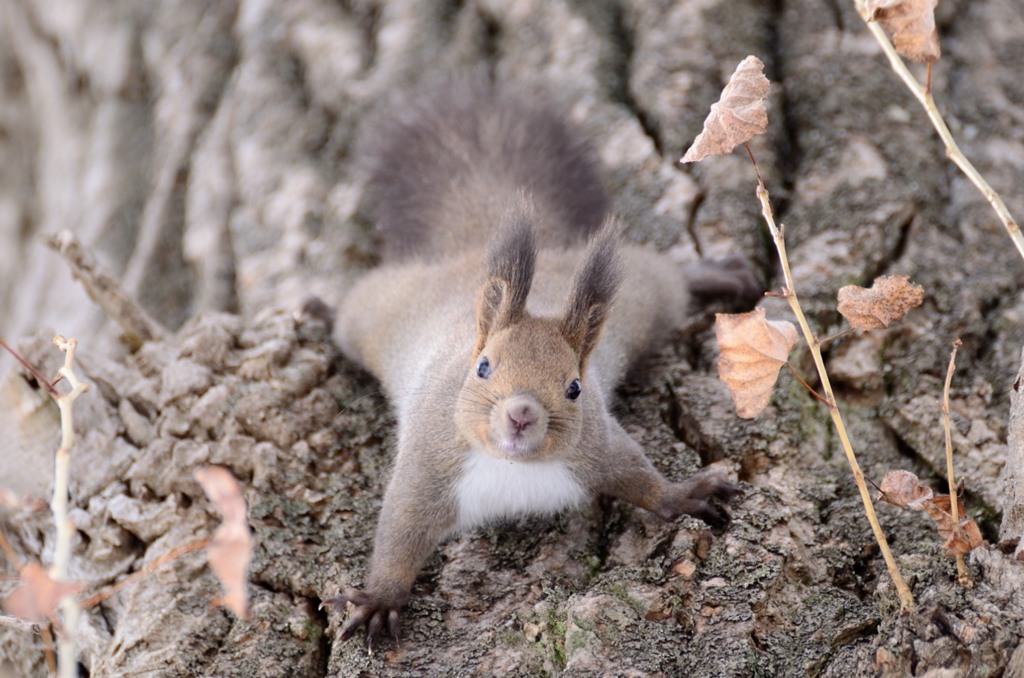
683,255,763,313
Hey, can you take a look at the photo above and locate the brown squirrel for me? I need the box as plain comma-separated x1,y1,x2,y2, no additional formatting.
325,77,760,647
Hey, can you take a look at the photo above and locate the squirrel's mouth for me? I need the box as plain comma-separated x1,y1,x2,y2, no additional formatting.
491,432,543,458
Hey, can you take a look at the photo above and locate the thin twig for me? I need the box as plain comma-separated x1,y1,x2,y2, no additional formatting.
743,143,764,185
49,336,89,678
854,4,1024,263
79,539,210,609
0,339,60,399
785,363,829,405
941,338,973,587
817,327,857,348
51,337,87,578
864,475,884,495
750,154,915,612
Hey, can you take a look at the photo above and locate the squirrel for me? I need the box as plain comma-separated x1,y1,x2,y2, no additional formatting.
324,76,761,647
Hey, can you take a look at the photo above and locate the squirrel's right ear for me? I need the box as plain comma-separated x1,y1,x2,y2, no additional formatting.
473,206,537,358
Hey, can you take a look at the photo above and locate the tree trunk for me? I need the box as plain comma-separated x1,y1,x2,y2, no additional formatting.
2,0,1023,675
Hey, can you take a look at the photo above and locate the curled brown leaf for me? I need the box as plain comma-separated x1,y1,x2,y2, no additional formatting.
715,308,798,418
837,274,924,331
865,0,941,63
195,466,252,620
681,55,770,163
878,471,983,555
923,495,984,555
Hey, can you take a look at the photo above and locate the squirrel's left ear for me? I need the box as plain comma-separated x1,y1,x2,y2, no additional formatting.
561,218,622,374
473,203,537,358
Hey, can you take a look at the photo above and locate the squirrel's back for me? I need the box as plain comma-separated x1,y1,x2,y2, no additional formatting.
362,76,608,260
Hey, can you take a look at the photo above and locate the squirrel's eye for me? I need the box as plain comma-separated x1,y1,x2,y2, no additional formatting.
476,356,491,379
565,378,581,401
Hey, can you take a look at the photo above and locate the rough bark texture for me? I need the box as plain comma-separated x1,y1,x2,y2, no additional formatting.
1006,349,1024,559
2,0,1023,676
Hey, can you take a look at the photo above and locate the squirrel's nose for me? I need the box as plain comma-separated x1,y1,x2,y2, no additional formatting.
507,402,537,432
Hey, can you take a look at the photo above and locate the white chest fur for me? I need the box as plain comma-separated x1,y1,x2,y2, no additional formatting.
455,450,588,532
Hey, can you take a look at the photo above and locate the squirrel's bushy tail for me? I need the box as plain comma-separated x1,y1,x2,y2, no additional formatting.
362,75,608,260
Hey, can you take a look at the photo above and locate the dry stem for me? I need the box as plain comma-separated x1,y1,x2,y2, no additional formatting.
79,539,209,609
941,338,973,587
50,336,89,678
747,146,916,612
854,3,1024,263
40,625,57,675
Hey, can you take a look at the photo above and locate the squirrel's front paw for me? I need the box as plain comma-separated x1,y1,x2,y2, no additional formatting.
656,473,742,530
322,588,401,649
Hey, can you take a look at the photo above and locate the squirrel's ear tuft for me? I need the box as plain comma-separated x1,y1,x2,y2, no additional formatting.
473,200,538,357
561,219,622,372
561,218,623,373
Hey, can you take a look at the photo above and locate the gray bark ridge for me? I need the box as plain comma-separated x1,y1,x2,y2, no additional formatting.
1004,347,1024,557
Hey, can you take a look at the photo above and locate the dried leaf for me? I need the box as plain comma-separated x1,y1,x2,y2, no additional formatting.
715,308,798,418
866,0,941,63
0,487,46,512
2,562,82,622
946,520,983,555
878,471,983,556
878,469,933,510
923,495,984,555
681,56,770,163
837,275,924,330
195,466,252,620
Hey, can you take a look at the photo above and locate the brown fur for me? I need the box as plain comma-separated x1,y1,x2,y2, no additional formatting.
329,79,757,647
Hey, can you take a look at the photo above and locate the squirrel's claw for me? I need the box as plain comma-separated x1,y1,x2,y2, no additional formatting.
323,588,402,649
657,473,742,531
366,610,384,645
387,608,401,642
339,606,373,642
676,498,731,531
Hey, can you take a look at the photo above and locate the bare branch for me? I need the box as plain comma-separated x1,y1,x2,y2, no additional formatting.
49,336,89,678
45,232,169,347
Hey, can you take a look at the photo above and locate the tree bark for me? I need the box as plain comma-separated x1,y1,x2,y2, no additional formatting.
2,0,1024,676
